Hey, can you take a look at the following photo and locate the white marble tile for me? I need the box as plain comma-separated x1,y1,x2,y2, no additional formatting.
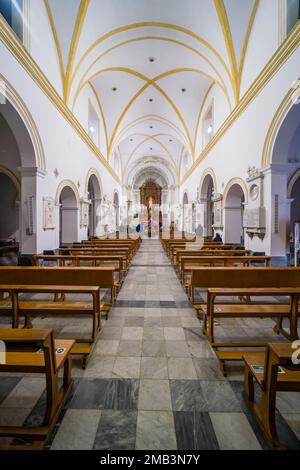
51,409,101,450
210,413,261,450
138,379,172,410
136,411,177,450
112,356,141,379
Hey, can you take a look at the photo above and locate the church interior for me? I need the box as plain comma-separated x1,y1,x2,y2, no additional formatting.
0,0,300,454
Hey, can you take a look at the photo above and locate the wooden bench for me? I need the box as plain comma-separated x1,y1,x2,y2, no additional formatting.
60,247,133,263
0,284,101,368
0,266,116,321
34,254,127,285
81,239,140,254
173,249,252,271
243,343,300,449
206,287,300,375
168,243,233,260
180,255,271,284
0,328,74,450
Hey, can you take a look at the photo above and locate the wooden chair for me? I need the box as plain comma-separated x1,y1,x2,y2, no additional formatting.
243,343,300,449
0,328,74,450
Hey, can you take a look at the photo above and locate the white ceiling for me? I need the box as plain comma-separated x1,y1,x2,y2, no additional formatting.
45,0,259,184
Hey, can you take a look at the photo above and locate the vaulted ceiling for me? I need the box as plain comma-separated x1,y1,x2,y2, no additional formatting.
44,0,259,184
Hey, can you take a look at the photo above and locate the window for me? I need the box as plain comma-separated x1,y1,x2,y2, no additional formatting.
202,101,214,147
0,0,24,41
88,101,100,147
286,0,300,35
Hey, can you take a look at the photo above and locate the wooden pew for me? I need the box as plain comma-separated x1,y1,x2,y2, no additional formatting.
34,254,127,285
60,247,133,264
168,242,232,259
206,287,300,374
170,244,235,264
173,249,252,271
243,343,300,449
188,267,300,374
180,255,271,284
81,238,140,254
0,328,74,450
0,284,101,368
0,266,116,321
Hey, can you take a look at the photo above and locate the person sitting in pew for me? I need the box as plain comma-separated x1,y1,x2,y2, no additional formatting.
213,233,222,243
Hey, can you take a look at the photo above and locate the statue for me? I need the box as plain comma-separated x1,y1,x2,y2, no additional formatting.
43,197,55,230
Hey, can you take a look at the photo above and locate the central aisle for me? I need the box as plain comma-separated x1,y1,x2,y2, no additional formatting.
48,240,298,450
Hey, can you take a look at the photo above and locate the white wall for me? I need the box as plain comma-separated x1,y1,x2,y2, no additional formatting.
181,42,300,256
0,40,121,254
28,0,63,96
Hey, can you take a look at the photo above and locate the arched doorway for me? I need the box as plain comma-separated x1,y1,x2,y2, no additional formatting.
113,192,120,231
0,169,20,242
200,173,215,238
267,100,300,259
87,174,101,238
290,173,300,231
140,180,162,237
58,186,79,246
224,183,246,244
0,83,44,254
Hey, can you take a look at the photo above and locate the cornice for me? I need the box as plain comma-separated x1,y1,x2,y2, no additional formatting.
0,17,121,185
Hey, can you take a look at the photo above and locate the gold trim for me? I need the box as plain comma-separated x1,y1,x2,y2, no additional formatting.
2,13,299,186
55,179,81,207
179,145,186,178
261,87,295,167
0,164,21,198
288,167,300,197
201,98,214,150
64,0,90,103
214,0,239,103
0,17,120,183
278,0,287,45
43,0,65,92
70,35,230,105
85,167,104,197
194,83,215,156
23,0,31,52
122,133,179,178
180,21,300,185
0,73,46,170
75,67,197,157
88,82,109,157
114,114,189,150
199,168,217,196
71,21,233,90
222,177,248,206
238,0,260,83
74,66,225,157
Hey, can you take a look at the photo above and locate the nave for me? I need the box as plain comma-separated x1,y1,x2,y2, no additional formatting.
0,239,299,451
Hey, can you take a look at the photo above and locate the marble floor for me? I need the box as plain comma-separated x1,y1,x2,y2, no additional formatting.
0,239,300,450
